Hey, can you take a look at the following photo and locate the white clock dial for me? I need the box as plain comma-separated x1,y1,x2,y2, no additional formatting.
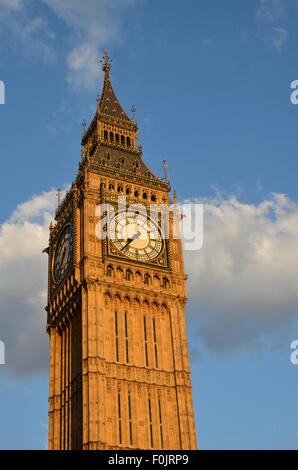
109,211,163,261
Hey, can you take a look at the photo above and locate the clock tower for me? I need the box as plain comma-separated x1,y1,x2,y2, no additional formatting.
46,51,197,450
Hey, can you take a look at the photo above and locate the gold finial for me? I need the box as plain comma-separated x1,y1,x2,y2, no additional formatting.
131,105,136,122
100,49,112,72
49,221,54,231
162,159,168,180
56,188,62,207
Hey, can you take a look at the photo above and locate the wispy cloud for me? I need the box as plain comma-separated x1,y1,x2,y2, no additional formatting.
201,38,211,46
0,0,22,11
0,0,56,62
41,0,139,90
256,0,288,51
0,0,139,89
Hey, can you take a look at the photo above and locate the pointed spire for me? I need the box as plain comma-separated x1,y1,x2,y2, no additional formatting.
97,49,132,123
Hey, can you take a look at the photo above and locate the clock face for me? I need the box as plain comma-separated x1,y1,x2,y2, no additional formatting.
109,210,163,262
53,225,73,283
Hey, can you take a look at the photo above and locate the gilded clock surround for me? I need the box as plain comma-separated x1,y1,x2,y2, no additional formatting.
103,202,170,269
45,50,197,450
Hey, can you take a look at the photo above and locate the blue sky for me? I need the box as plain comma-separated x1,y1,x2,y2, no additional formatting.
1,0,298,449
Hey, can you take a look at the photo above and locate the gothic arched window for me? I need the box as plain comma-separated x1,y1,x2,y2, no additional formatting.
107,265,113,277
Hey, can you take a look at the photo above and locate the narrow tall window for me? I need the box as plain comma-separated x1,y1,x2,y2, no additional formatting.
153,318,158,368
144,316,148,367
125,311,129,364
128,393,133,445
148,398,153,448
118,393,122,444
115,311,119,362
107,266,112,277
158,398,164,449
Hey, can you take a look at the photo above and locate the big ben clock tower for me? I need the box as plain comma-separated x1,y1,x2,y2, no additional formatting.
46,51,197,450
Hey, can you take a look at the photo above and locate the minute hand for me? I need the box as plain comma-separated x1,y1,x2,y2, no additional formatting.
121,231,141,251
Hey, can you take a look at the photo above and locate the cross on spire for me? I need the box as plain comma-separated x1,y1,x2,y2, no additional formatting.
56,188,62,207
162,160,168,179
131,105,136,122
100,49,112,72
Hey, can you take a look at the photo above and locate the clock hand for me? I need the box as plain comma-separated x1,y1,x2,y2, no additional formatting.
121,231,141,251
61,247,67,265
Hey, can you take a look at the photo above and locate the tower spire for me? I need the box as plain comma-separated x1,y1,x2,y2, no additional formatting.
96,49,131,123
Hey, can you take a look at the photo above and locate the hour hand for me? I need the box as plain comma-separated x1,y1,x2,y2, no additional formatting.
121,231,141,251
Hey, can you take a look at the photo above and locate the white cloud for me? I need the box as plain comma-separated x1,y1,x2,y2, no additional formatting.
42,0,139,89
184,192,298,354
2,188,298,377
0,0,137,83
0,189,57,377
66,42,103,90
256,0,288,51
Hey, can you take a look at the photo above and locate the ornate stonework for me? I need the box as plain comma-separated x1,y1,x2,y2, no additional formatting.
46,50,197,450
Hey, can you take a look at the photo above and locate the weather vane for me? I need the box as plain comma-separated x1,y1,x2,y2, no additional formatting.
100,49,112,72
